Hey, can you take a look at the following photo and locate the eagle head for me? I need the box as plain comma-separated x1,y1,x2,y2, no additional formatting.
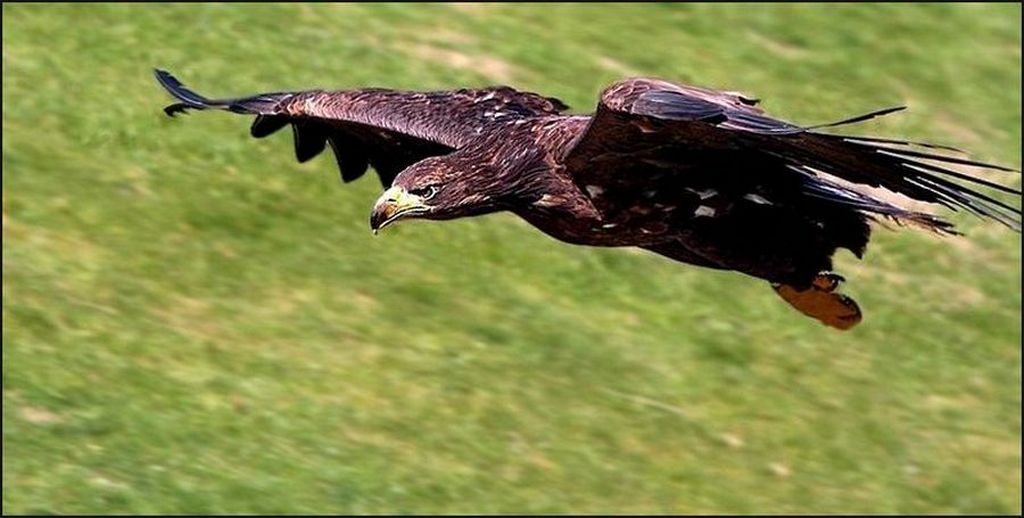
369,155,505,233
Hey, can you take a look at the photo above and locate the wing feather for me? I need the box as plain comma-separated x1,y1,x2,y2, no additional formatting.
156,69,567,186
565,77,1021,232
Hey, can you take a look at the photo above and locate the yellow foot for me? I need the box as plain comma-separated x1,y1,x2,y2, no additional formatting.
773,272,862,330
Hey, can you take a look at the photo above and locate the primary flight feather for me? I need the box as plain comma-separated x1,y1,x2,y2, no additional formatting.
155,69,1022,330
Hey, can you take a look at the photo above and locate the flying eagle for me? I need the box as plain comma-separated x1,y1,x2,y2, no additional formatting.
155,69,1021,330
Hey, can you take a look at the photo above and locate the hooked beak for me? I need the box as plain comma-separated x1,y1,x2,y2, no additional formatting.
370,186,429,234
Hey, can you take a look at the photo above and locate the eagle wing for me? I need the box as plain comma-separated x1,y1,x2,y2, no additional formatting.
156,69,568,186
563,77,1021,232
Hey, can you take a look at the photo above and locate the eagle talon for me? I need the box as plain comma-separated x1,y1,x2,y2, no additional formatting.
772,275,863,330
812,272,845,292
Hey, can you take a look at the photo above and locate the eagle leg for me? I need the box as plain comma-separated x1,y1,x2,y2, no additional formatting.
772,272,862,331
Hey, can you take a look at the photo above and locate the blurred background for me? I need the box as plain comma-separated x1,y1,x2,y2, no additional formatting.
3,3,1021,514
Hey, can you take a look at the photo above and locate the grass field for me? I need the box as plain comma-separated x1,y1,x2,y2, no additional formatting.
3,3,1021,514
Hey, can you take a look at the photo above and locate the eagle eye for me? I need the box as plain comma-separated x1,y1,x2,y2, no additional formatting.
409,185,438,199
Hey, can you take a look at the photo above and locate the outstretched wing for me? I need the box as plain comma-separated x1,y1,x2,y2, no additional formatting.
156,69,568,186
564,77,1021,232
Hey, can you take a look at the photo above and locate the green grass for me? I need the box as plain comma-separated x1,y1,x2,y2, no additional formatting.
3,3,1021,514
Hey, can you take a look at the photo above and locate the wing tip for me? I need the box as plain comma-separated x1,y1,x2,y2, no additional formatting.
806,105,908,131
154,67,213,116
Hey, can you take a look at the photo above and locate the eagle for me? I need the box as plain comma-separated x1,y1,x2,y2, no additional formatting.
155,69,1021,330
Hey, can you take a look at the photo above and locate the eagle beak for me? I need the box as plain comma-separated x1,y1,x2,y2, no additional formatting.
370,186,429,234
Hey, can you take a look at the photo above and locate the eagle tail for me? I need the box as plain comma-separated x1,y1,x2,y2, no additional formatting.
154,69,290,117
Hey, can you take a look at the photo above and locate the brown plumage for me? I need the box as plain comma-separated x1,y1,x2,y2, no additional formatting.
156,69,1021,330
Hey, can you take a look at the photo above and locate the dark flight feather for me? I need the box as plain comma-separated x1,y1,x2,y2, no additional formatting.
250,115,289,138
567,78,1021,233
